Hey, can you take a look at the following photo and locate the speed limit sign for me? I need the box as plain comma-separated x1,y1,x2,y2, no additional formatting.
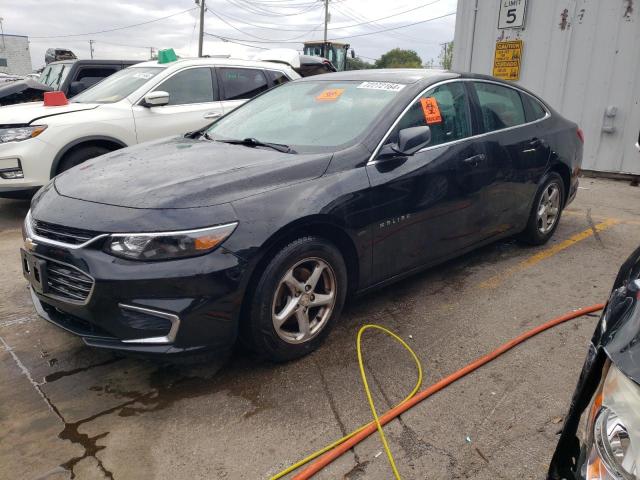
498,0,527,29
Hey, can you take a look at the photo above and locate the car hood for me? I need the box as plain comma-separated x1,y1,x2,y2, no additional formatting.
0,79,50,96
547,245,640,480
54,136,332,209
0,100,98,124
596,245,640,385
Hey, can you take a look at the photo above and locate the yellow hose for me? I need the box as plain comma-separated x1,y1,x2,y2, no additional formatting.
270,324,423,480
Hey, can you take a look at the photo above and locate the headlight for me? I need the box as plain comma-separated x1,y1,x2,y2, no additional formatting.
585,363,640,479
105,222,238,261
0,125,47,143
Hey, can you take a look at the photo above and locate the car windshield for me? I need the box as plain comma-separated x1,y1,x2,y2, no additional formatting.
207,80,406,152
71,66,165,104
38,63,71,90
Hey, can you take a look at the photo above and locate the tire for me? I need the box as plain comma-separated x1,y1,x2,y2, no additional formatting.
57,145,112,174
518,172,565,245
245,236,347,362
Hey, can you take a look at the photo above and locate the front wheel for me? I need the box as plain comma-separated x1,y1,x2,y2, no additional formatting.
519,172,565,245
245,236,347,362
57,145,112,174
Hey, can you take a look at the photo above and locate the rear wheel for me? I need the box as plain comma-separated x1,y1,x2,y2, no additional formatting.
519,172,565,245
57,145,112,174
245,236,347,362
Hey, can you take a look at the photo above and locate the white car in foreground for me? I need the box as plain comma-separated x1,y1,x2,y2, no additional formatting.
0,56,299,197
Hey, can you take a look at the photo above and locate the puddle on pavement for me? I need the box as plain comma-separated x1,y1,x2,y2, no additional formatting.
54,351,273,478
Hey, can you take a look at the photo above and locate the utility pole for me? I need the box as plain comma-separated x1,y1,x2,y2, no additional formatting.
198,0,205,57
89,39,94,59
150,47,155,60
322,0,329,58
0,18,5,50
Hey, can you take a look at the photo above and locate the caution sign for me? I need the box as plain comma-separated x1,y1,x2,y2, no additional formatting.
493,40,523,81
420,97,442,124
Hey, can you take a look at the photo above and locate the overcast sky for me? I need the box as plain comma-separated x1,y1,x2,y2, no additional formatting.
3,0,457,70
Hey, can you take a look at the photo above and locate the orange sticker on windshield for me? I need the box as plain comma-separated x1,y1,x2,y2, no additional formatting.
420,97,442,124
316,88,345,102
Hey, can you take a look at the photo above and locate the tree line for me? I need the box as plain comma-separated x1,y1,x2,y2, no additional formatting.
347,43,453,70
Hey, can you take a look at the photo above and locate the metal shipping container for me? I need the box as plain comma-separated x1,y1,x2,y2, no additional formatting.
452,0,640,175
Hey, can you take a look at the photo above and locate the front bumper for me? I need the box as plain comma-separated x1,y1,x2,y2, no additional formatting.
0,137,54,197
24,235,248,356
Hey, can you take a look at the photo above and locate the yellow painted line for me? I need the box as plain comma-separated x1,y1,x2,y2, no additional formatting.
563,209,640,226
480,218,619,289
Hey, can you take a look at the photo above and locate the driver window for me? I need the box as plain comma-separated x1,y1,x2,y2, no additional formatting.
387,82,471,148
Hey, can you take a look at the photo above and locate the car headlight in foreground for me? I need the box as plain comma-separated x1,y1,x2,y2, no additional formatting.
0,125,47,143
586,363,639,479
105,222,238,261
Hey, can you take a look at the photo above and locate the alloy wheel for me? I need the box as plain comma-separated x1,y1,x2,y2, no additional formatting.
272,257,337,344
536,182,561,234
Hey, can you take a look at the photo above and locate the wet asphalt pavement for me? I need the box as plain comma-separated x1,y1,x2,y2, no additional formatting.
2,177,639,480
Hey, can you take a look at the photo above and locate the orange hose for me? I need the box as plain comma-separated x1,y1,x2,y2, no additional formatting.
292,303,605,480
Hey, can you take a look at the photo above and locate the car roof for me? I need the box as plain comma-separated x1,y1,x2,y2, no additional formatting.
132,57,297,72
296,68,459,85
294,69,546,93
47,59,140,66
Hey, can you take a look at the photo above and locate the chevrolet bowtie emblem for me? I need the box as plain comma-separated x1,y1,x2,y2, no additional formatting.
24,237,38,251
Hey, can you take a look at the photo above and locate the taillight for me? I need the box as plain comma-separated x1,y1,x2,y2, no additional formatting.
577,128,585,143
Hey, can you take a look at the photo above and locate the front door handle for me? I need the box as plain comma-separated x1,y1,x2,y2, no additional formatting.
462,153,486,167
204,112,222,119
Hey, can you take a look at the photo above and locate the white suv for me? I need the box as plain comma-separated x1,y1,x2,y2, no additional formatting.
0,56,299,197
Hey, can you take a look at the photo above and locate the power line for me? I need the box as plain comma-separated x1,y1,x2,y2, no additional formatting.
331,11,456,40
208,6,321,32
29,7,196,39
203,11,456,44
203,32,270,50
206,7,322,41
213,0,446,32
224,0,321,17
334,2,439,45
328,0,446,31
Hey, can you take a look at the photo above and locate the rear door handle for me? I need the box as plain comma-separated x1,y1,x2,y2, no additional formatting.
204,112,222,119
462,154,486,167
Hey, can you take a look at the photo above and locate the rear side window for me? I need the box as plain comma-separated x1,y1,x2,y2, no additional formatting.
474,82,526,131
75,67,120,88
388,82,472,148
76,67,119,81
219,67,269,100
521,92,547,121
154,67,215,105
266,70,290,86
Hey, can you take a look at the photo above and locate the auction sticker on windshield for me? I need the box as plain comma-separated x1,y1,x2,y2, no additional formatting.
316,88,345,102
133,72,154,80
357,82,406,91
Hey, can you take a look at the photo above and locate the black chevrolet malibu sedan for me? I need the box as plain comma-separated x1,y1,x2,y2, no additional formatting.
549,246,640,479
21,70,583,361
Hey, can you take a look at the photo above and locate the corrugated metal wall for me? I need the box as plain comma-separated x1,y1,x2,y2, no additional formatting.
453,0,640,175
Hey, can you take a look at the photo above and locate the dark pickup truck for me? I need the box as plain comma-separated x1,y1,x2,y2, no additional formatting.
0,59,140,106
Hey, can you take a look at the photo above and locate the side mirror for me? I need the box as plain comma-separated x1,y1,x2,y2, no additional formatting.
68,81,86,96
395,126,431,155
143,90,170,107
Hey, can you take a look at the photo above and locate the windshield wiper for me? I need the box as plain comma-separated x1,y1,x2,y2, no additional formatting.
216,137,294,153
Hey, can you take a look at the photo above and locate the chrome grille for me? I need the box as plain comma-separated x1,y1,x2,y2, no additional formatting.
46,262,94,303
32,219,101,245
